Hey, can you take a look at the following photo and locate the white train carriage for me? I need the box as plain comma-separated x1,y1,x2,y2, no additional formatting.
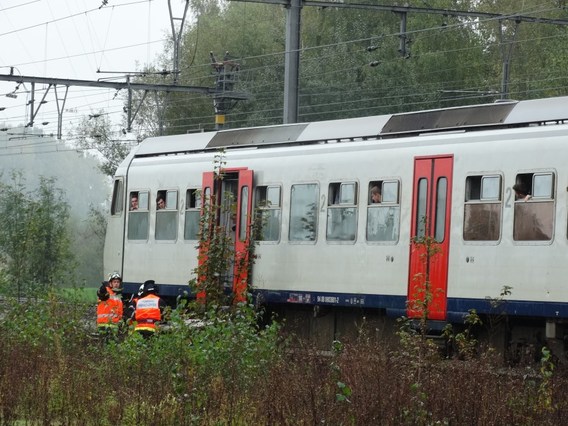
104,96,568,345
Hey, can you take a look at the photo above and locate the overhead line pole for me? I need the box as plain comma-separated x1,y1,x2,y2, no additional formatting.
284,0,301,124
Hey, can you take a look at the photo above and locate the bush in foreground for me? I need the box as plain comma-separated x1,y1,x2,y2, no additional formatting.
0,295,567,425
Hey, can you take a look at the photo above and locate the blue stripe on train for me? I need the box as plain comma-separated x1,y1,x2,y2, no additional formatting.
122,282,568,321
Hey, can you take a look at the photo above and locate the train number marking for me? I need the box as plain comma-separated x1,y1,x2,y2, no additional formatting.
505,187,512,208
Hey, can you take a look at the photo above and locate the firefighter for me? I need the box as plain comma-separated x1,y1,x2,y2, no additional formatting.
96,272,124,340
124,283,145,325
133,280,166,338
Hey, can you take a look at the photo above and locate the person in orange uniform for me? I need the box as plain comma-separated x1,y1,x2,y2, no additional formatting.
133,280,166,338
96,272,125,340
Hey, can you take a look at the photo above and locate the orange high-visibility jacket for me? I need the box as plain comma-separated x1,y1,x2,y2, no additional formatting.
134,294,161,332
97,287,123,328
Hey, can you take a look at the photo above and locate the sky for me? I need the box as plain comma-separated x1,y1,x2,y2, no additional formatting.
0,0,189,141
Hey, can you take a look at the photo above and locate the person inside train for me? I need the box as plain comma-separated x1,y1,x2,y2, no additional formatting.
370,185,382,203
156,195,166,210
130,192,139,210
513,183,532,201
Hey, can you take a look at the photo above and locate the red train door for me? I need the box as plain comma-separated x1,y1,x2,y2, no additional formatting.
407,156,453,321
200,168,254,303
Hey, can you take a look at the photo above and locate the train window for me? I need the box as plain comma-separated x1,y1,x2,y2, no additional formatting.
434,178,447,242
289,183,318,242
328,182,356,205
184,189,201,241
110,178,124,216
239,186,249,241
416,179,427,239
156,189,178,241
255,185,281,241
128,190,149,240
464,175,501,241
481,177,500,200
514,172,554,241
533,173,553,198
327,182,357,241
129,191,139,211
367,180,400,242
204,187,211,203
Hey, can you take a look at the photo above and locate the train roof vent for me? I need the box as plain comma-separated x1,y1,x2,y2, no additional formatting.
380,102,517,136
206,123,309,148
503,96,568,124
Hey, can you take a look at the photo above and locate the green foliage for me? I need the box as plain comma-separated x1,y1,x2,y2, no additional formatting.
1,294,568,424
409,219,443,331
188,151,234,307
0,173,76,296
537,346,555,412
59,286,98,303
188,150,260,310
128,0,568,133
443,309,482,360
1,292,91,351
72,111,132,177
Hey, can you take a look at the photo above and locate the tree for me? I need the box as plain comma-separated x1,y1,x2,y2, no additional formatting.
127,0,568,132
0,173,75,297
72,111,133,177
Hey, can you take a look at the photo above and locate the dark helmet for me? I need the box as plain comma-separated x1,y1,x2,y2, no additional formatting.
143,280,158,294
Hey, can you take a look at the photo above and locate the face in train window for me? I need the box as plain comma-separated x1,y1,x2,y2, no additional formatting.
513,172,555,242
156,190,177,210
128,190,149,240
366,180,400,242
156,189,178,241
184,189,201,241
463,175,502,242
256,185,282,242
129,191,139,211
327,182,357,242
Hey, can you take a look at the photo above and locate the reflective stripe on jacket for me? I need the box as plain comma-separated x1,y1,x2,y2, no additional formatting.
97,287,123,328
134,294,161,332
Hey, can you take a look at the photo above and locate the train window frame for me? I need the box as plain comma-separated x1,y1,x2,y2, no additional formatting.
326,181,358,243
239,185,249,242
513,171,555,243
366,179,401,243
110,178,124,216
155,189,179,241
127,190,150,241
463,174,502,244
255,185,282,243
434,177,448,242
289,182,319,243
184,188,201,241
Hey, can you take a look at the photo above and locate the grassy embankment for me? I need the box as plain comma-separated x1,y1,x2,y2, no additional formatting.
0,290,567,425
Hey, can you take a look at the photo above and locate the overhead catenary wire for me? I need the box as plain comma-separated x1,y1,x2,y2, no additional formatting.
0,1,567,148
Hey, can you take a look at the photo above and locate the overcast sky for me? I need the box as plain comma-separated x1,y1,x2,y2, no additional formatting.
0,0,188,139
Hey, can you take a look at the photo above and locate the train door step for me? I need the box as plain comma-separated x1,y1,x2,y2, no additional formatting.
409,319,449,336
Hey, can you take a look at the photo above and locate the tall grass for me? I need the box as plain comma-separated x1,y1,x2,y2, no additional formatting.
0,294,567,425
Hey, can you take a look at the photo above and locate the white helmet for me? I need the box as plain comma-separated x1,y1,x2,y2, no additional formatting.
108,272,122,281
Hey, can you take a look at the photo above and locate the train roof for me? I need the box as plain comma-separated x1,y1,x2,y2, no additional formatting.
133,96,568,158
